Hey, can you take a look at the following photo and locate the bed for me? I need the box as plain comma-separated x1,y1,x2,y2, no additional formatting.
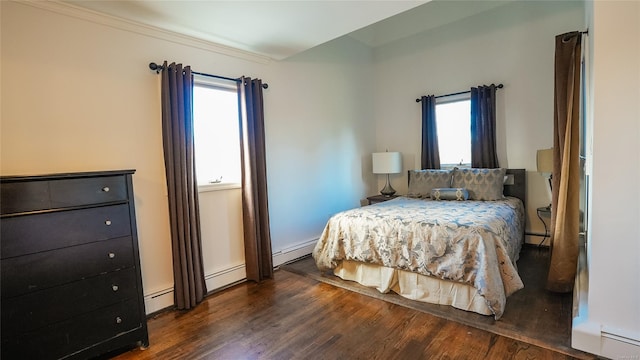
312,168,526,319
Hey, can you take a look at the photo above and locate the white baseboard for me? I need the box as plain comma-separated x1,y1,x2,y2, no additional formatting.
272,237,319,267
144,287,175,315
143,263,247,315
572,238,640,358
601,330,640,359
575,321,640,359
204,263,246,292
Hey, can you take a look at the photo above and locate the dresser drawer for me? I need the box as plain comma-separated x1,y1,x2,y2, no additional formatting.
0,180,50,214
1,298,143,360
1,175,128,214
1,236,135,298
2,267,139,334
49,175,128,208
1,203,131,259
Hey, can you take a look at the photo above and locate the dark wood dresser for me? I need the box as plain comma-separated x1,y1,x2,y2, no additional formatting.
1,170,148,359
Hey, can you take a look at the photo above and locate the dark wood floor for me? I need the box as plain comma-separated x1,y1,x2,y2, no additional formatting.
112,250,594,360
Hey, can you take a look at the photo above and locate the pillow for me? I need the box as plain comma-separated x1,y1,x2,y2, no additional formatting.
407,169,453,198
431,188,469,201
451,168,506,201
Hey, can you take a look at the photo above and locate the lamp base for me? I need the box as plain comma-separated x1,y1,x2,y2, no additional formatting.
379,174,396,196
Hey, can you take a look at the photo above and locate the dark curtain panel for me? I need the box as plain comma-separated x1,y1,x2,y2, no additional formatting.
547,32,582,293
160,61,207,309
470,85,500,168
420,95,441,169
238,77,273,282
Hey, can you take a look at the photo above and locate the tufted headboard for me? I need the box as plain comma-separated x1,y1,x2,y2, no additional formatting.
406,168,526,208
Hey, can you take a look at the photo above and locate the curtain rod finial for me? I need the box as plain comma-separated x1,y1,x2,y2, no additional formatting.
149,62,163,74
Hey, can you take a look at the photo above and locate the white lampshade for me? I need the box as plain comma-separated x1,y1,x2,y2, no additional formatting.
536,148,553,176
372,152,402,174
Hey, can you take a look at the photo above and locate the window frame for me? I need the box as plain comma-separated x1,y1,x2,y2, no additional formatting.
192,75,242,192
435,92,472,169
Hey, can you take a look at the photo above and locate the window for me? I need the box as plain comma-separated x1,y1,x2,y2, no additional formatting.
435,94,471,168
193,77,241,187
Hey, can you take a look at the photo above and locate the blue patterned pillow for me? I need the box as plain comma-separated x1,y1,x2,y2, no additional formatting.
431,188,469,201
407,169,453,198
451,168,506,201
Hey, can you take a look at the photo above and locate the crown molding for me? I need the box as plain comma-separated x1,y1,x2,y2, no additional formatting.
15,0,273,65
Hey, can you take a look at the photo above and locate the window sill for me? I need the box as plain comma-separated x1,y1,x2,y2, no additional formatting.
441,164,471,170
198,183,241,193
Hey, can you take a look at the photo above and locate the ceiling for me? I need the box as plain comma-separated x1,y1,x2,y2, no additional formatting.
61,0,511,60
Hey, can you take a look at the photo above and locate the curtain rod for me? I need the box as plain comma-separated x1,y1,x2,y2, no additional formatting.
415,83,503,102
148,62,268,89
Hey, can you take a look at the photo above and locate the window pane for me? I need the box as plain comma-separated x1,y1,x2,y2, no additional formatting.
436,99,471,166
193,85,241,185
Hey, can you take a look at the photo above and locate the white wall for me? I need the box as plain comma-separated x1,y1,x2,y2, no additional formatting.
266,36,377,257
369,1,585,242
572,1,640,358
198,187,246,288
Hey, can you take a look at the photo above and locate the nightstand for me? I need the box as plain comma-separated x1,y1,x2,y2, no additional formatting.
367,194,399,205
536,206,551,246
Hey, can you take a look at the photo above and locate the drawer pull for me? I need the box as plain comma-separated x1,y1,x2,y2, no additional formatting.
115,316,122,324
105,220,112,226
102,186,110,192
112,285,119,291
108,252,116,259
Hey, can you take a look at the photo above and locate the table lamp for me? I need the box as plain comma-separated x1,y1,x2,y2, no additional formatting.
372,152,402,196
